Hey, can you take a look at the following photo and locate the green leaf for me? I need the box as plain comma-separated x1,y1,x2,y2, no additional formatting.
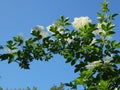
71,60,76,66
108,25,115,30
115,42,120,48
74,78,85,84
65,18,70,22
107,31,115,35
111,40,117,47
0,54,10,60
0,45,3,49
101,1,110,13
101,24,106,30
19,62,30,69
8,55,14,64
65,23,71,26
7,40,13,45
65,58,72,63
98,80,109,90
112,13,119,19
61,16,64,22
65,82,77,89
13,36,24,45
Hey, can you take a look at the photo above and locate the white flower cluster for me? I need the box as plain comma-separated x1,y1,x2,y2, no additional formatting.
104,54,114,65
93,22,114,36
31,25,48,37
90,38,97,45
31,25,44,32
92,22,115,41
4,47,18,54
92,23,106,35
114,88,118,90
72,16,92,30
85,60,102,69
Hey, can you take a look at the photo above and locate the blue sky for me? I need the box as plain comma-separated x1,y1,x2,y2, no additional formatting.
0,0,120,90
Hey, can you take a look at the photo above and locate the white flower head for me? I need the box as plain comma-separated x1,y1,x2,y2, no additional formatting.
72,16,92,30
4,47,18,54
30,25,49,38
31,25,44,33
92,29,106,35
97,17,101,20
92,23,106,35
93,22,114,36
97,23,103,29
47,25,52,32
93,60,101,64
90,38,97,45
41,31,48,37
85,64,94,69
104,59,112,64
97,22,115,30
114,88,118,90
86,60,102,69
57,26,64,34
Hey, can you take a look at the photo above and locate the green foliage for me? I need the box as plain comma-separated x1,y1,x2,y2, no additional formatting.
50,83,64,90
101,0,110,13
0,0,119,89
0,87,3,90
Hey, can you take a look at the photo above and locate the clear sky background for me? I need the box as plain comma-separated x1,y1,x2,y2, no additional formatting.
0,0,120,90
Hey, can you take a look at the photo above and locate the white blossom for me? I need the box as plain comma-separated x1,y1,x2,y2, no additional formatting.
97,17,101,20
93,22,115,36
41,31,48,37
72,16,92,30
86,60,102,69
104,60,112,65
104,54,114,65
92,60,101,64
92,30,104,37
97,23,103,29
97,22,115,30
92,29,106,35
114,88,118,90
30,25,48,37
47,25,52,32
4,47,18,54
90,38,97,45
92,23,106,35
85,64,94,69
31,25,44,33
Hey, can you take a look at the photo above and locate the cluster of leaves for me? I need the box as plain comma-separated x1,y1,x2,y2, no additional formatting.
0,30,53,69
0,0,120,89
50,83,64,90
0,84,64,90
